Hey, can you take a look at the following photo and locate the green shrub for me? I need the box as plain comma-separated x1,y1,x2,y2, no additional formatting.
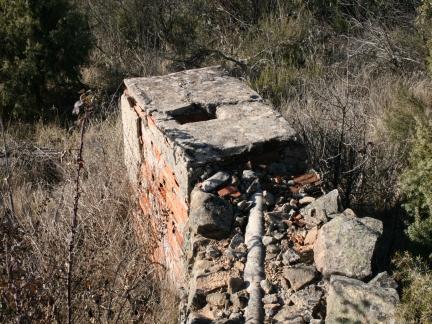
0,0,92,120
394,252,432,323
399,116,432,252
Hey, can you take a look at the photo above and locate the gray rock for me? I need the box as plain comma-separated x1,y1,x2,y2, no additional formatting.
289,285,323,313
273,305,306,323
190,188,233,240
314,215,383,279
260,279,274,294
263,190,276,206
301,189,341,217
201,171,230,192
262,294,278,304
230,290,249,309
326,275,399,324
283,265,318,290
262,235,276,246
369,271,398,290
267,244,280,254
264,303,281,317
282,248,301,265
206,292,227,308
229,233,245,250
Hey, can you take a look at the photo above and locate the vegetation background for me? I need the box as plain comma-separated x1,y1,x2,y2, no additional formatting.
1,0,431,322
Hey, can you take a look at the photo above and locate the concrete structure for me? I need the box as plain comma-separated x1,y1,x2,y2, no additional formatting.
121,66,304,284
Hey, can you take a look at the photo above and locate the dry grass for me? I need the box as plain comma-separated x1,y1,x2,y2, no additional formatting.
0,114,178,323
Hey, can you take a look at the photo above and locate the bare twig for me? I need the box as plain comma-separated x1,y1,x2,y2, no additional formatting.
67,93,93,324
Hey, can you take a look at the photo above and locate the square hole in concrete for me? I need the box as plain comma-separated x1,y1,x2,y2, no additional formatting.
169,103,216,125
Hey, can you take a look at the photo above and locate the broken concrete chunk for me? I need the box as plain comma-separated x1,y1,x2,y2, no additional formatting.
201,171,231,192
301,189,341,217
326,275,399,324
190,188,233,240
283,265,318,291
314,215,383,279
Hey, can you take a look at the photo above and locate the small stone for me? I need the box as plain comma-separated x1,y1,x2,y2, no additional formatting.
267,244,280,254
235,216,247,227
231,175,240,186
237,200,253,211
230,290,249,309
263,190,276,206
262,235,275,246
206,292,227,308
262,294,278,304
273,232,285,241
282,248,301,265
228,277,245,294
234,261,245,271
205,245,221,259
229,312,243,321
242,169,257,181
201,171,231,192
265,253,277,261
229,233,245,250
260,279,274,294
264,303,281,317
283,265,318,291
369,271,398,290
287,180,295,186
299,196,316,205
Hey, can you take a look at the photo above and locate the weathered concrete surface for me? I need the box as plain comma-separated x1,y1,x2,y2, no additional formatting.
124,66,298,166
326,275,399,323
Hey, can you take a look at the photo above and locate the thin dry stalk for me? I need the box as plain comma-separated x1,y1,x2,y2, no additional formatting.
67,95,93,324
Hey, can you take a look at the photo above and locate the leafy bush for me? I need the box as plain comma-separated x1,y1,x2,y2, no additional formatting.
0,0,92,120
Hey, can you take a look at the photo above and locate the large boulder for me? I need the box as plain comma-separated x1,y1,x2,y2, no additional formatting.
313,214,383,279
326,275,399,323
189,188,233,239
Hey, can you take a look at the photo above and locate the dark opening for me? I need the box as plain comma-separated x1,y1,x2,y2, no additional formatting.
169,103,216,125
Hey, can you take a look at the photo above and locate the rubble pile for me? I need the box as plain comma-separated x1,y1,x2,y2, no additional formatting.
182,163,399,324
